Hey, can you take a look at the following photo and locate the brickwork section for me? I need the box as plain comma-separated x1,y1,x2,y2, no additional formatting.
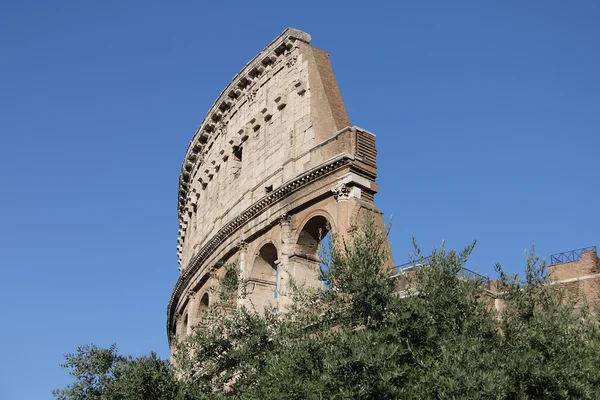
485,249,600,315
548,250,600,314
391,249,600,317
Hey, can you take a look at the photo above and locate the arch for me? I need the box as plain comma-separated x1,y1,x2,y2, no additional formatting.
248,237,278,267
296,214,333,260
200,292,210,308
293,214,334,290
251,243,278,281
248,242,279,312
192,273,210,294
178,312,189,341
295,209,337,248
196,293,210,327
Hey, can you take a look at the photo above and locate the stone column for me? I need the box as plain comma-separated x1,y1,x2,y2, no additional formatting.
237,240,249,308
332,179,395,270
186,291,196,336
278,213,294,311
238,240,249,279
173,313,181,342
331,182,352,242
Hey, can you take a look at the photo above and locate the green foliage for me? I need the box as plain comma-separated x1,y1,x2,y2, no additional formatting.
56,218,600,399
53,344,179,400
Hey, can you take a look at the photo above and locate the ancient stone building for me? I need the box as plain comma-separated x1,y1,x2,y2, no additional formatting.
167,28,391,349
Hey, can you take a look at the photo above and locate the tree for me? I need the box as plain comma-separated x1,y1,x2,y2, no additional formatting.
53,344,179,400
56,217,600,399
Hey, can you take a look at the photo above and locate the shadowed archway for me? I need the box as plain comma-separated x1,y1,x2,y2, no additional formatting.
248,243,279,312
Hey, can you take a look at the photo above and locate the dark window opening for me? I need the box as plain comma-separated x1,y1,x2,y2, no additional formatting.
233,146,243,162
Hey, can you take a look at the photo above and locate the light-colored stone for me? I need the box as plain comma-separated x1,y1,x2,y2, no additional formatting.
167,28,392,352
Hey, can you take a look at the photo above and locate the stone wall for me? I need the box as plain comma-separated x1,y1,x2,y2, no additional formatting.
487,248,600,314
547,249,600,314
168,28,391,349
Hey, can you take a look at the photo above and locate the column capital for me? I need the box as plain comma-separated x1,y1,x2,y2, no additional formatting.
279,213,292,226
238,240,248,251
331,182,350,201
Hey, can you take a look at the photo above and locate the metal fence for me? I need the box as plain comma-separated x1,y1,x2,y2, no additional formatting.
459,267,491,290
393,257,490,290
550,246,597,265
395,256,432,272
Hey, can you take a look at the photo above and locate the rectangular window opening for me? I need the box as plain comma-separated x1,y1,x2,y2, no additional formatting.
233,146,243,162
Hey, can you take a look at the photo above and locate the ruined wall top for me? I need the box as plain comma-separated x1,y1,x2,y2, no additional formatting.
176,28,353,267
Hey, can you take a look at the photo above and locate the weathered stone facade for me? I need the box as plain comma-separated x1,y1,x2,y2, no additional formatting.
168,28,391,349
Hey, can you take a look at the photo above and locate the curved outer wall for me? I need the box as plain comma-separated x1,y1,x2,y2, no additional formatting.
168,28,392,347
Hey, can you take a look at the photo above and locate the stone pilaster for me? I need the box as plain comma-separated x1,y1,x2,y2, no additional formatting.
331,183,352,242
278,213,294,310
237,240,249,308
238,240,249,279
186,291,196,335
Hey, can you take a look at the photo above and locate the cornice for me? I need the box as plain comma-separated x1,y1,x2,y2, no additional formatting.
167,153,352,337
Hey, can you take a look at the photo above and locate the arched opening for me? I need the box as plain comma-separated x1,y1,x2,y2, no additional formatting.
297,215,331,259
295,215,332,289
178,313,189,341
196,293,210,326
200,293,210,308
248,243,278,312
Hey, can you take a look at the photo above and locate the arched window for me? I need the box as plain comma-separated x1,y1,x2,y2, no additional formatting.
296,215,332,288
178,313,189,341
197,293,210,326
200,293,209,308
248,243,278,312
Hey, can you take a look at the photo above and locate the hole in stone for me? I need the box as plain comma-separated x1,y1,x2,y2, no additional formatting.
238,77,250,89
233,146,243,162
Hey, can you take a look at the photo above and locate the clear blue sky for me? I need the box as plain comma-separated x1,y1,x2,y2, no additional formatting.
1,1,598,398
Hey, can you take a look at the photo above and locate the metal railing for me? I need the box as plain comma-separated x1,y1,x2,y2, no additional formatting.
459,267,491,290
392,257,490,290
550,246,597,265
395,256,432,272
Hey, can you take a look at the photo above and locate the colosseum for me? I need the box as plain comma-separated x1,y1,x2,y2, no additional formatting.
167,28,392,349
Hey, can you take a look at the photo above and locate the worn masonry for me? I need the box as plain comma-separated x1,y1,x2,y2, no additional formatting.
167,28,392,353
